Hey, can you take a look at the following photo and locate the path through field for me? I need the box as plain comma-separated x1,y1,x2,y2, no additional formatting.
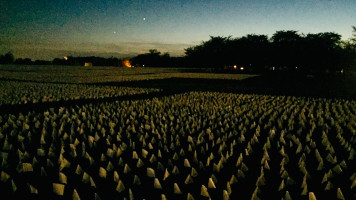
0,65,355,200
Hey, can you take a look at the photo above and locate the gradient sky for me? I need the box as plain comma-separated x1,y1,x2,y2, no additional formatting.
1,0,355,60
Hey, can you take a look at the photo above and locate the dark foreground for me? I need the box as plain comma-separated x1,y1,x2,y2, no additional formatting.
0,68,355,200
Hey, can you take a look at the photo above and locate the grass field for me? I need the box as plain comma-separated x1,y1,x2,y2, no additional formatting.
0,65,355,199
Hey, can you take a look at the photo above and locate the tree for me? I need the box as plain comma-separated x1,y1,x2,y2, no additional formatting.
0,52,15,64
184,36,232,68
131,49,175,67
230,34,269,71
302,32,342,73
184,45,204,67
149,49,161,55
341,26,356,72
14,58,32,65
351,26,356,44
271,30,303,71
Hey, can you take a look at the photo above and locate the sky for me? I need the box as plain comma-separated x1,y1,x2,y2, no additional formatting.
1,0,355,60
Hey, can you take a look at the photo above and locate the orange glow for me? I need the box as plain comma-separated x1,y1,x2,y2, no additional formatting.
240,67,244,70
84,62,93,67
123,59,132,68
233,65,237,69
64,56,68,60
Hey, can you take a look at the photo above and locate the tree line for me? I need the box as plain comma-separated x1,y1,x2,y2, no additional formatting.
0,54,124,67
184,30,356,73
2,27,356,74
131,28,356,74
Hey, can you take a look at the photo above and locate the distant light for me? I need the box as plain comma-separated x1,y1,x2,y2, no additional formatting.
84,62,92,67
114,31,116,34
64,56,68,60
341,69,344,74
295,67,298,69
143,17,146,21
233,65,237,69
240,67,244,70
122,59,132,68
143,64,145,67
272,67,275,71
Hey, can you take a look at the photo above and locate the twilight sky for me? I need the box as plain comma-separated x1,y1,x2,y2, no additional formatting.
1,0,355,60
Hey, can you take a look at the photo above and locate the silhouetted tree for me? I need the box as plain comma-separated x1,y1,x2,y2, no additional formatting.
341,26,356,71
131,49,186,68
14,58,32,65
340,41,355,71
131,49,159,67
351,26,356,44
0,52,15,64
184,30,352,74
271,30,303,71
131,49,171,67
185,36,232,68
33,60,52,65
302,32,342,73
52,58,67,65
232,34,270,72
184,45,203,67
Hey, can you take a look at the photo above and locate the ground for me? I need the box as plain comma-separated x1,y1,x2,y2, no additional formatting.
0,65,355,200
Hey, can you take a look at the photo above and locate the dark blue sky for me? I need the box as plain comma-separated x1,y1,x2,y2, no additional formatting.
1,0,355,60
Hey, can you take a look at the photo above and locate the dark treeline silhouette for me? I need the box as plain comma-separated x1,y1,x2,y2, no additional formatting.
130,28,356,74
0,52,15,64
0,53,123,66
0,52,53,65
184,30,356,74
2,27,356,74
130,49,185,68
53,56,121,66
